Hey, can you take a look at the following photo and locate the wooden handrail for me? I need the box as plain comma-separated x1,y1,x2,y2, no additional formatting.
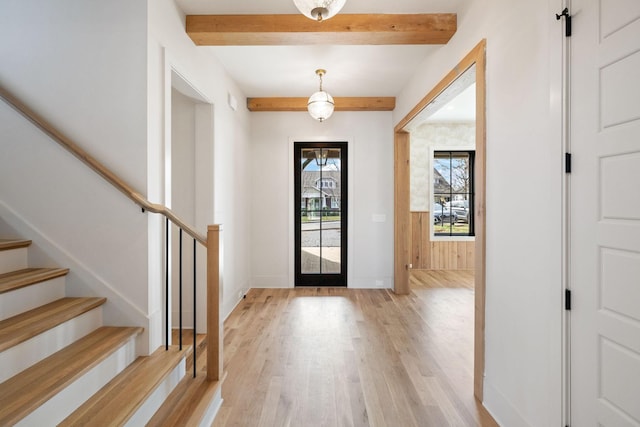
3,83,222,383
0,85,207,246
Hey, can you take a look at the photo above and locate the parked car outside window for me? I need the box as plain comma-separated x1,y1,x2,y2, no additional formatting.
445,200,469,223
433,204,457,224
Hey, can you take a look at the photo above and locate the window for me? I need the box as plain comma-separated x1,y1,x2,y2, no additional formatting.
433,151,474,236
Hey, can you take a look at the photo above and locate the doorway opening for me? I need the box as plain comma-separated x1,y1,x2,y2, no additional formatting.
294,141,348,287
394,40,486,399
167,69,214,336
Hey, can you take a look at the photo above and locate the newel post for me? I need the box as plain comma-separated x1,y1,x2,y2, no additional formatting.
206,225,222,381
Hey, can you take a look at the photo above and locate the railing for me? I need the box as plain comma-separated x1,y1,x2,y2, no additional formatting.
0,84,221,382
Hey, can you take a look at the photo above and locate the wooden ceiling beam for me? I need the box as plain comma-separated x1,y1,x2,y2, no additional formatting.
186,14,456,46
247,97,396,112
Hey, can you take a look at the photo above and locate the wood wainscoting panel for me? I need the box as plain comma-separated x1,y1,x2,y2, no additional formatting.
410,211,431,269
410,211,474,270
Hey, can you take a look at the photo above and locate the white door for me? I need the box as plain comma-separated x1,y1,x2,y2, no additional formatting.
570,1,640,425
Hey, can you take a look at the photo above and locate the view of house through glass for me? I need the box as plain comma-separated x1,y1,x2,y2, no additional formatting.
294,142,347,286
433,150,474,236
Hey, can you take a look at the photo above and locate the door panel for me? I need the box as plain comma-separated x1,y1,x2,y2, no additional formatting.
570,1,640,425
295,142,347,286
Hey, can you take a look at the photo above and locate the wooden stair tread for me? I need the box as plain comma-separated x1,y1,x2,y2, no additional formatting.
0,297,106,353
146,373,222,427
0,267,69,294
0,239,31,251
0,326,143,426
172,329,207,372
60,345,189,426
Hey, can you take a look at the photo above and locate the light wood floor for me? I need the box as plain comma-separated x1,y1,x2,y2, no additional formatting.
213,270,497,427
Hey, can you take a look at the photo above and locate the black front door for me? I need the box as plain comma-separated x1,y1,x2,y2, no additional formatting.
294,142,347,286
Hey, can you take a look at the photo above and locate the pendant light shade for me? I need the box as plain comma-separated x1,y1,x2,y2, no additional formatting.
308,69,335,122
293,0,347,22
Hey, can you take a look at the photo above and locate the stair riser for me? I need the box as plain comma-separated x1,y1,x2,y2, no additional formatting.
15,335,138,427
0,277,66,322
0,308,102,383
124,359,186,427
0,247,27,275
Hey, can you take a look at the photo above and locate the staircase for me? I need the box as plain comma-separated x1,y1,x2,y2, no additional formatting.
0,238,220,426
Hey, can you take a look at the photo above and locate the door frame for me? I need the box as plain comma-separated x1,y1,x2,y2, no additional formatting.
288,136,354,288
393,39,487,400
294,141,348,286
164,60,215,339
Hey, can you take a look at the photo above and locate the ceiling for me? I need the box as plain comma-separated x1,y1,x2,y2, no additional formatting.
425,83,476,123
174,0,473,98
404,65,476,131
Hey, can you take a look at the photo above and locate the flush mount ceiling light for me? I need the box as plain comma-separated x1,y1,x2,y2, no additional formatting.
307,69,335,122
293,0,347,22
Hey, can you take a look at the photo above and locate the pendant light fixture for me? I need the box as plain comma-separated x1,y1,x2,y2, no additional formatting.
314,149,328,166
293,0,347,22
307,69,335,122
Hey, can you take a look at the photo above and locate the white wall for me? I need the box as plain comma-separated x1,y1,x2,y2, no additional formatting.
171,89,197,225
170,88,197,329
148,0,252,323
0,0,152,350
396,0,563,426
0,0,252,354
250,111,394,290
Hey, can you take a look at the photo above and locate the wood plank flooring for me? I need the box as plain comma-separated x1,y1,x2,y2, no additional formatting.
213,270,496,427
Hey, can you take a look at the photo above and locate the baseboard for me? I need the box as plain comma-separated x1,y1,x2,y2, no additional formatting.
223,290,245,321
250,275,290,288
249,275,393,290
348,276,393,289
483,380,531,427
0,200,152,354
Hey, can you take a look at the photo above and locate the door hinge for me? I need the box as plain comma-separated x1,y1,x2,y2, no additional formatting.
565,289,572,310
565,152,572,173
556,8,572,37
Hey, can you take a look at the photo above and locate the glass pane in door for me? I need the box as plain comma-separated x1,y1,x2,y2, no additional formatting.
300,148,321,274
320,148,341,274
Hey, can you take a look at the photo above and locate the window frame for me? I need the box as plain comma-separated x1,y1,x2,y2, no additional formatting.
431,148,475,238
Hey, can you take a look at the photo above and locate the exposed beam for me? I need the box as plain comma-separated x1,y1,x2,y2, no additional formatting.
247,97,396,112
186,14,456,46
